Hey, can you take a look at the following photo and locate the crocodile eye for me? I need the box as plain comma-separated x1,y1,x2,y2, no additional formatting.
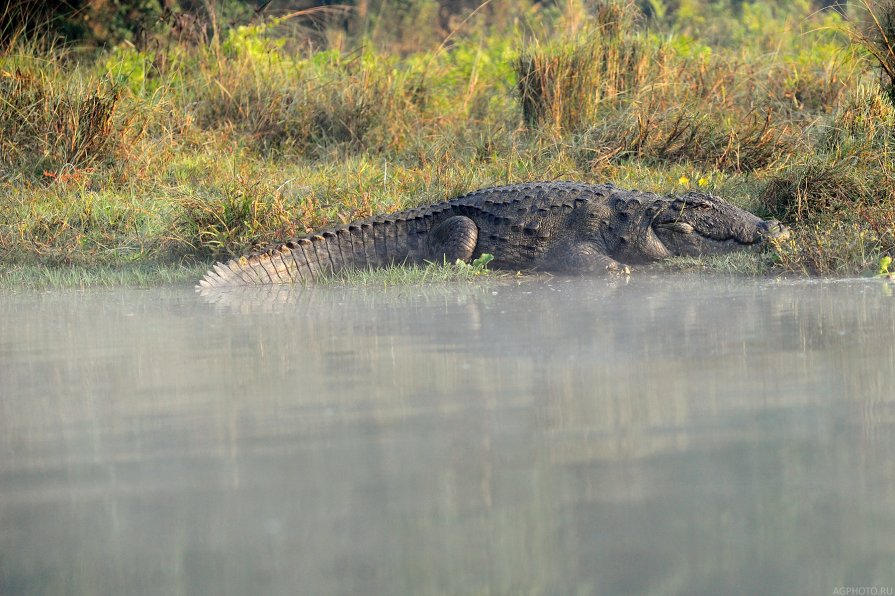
687,197,713,209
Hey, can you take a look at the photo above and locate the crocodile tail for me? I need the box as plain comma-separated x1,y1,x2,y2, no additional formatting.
197,223,393,288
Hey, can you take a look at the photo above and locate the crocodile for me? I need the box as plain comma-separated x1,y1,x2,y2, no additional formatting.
198,181,788,287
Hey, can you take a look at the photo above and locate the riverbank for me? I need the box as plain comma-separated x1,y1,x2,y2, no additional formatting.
0,259,504,290
2,1,893,287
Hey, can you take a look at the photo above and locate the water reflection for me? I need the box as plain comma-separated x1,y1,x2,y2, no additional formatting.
1,277,894,595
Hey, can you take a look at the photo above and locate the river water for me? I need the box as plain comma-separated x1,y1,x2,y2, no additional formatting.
1,276,894,595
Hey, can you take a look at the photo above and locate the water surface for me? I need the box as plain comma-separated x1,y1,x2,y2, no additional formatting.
1,276,894,595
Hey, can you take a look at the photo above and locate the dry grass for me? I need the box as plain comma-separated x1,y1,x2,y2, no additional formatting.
0,67,133,176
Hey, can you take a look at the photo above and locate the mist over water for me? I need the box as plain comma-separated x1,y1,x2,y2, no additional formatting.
1,276,894,595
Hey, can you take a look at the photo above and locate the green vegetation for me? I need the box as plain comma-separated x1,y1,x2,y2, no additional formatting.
1,0,894,287
878,255,894,278
456,253,495,275
661,250,780,276
314,253,500,288
320,256,504,287
0,263,209,290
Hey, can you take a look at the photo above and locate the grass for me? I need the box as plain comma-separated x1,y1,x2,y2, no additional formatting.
0,263,209,290
1,1,893,287
320,258,511,288
0,259,502,290
660,250,782,276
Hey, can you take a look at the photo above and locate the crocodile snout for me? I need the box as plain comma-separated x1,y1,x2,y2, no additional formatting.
758,219,790,243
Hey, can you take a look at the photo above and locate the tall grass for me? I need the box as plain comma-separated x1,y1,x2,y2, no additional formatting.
0,54,133,177
515,2,843,173
517,3,647,132
848,0,895,101
761,82,895,273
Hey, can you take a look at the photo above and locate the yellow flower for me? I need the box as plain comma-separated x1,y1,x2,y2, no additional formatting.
697,177,708,187
678,175,690,185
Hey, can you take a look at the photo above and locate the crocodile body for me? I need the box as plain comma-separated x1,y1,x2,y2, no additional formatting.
198,181,787,287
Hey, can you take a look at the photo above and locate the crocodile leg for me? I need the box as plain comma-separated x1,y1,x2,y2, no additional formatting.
546,241,630,274
427,216,478,264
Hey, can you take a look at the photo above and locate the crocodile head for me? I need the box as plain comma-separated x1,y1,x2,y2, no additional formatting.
646,191,788,259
